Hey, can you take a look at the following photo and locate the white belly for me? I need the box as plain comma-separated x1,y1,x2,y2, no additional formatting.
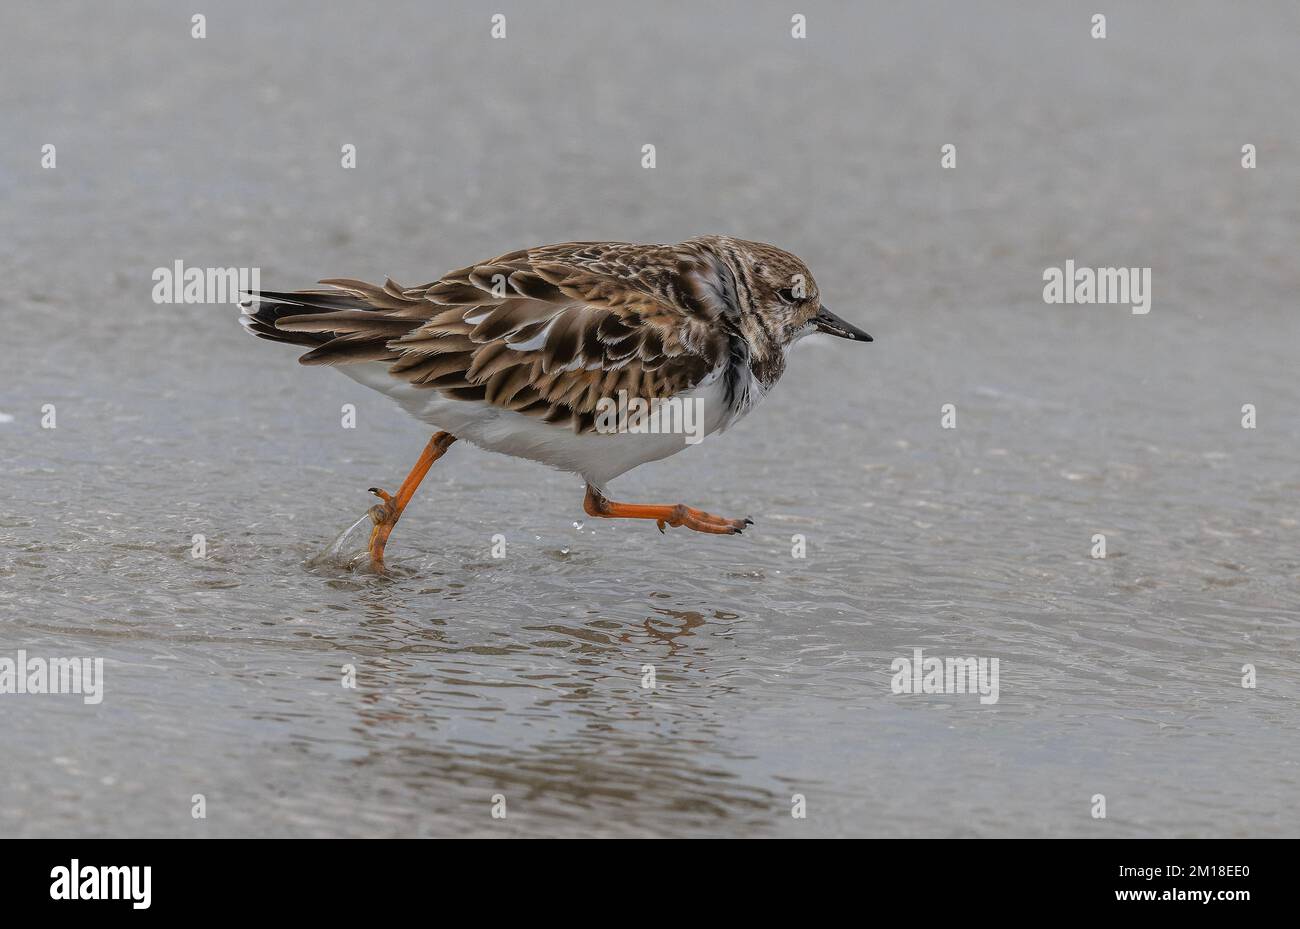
336,363,747,490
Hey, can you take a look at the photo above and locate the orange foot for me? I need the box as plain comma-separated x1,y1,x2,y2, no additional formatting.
366,431,457,570
583,485,752,536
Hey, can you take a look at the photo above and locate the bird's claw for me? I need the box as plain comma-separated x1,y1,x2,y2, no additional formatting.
655,513,751,535
368,487,396,526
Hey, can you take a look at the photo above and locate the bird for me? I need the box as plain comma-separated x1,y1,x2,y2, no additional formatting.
240,235,872,569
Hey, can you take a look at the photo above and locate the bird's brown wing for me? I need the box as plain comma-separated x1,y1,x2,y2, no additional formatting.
258,242,729,433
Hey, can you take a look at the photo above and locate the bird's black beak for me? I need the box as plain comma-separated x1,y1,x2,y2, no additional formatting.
813,306,873,342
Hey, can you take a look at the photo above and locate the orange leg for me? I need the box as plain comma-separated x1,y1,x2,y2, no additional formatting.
583,485,752,536
367,432,457,569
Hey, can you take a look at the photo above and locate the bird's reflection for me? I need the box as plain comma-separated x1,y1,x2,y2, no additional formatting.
318,596,777,834
625,607,705,652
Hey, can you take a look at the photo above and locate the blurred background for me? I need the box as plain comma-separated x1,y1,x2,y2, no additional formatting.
1,0,1297,836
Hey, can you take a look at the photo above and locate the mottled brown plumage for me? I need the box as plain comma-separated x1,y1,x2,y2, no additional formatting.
242,236,862,434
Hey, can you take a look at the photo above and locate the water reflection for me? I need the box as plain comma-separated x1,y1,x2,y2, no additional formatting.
309,603,783,835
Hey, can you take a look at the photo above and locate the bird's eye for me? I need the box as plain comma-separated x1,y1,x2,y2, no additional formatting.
776,287,797,305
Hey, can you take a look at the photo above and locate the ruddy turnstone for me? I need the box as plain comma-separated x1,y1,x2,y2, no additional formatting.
240,236,871,568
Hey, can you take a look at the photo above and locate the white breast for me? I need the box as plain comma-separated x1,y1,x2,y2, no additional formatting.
335,362,761,491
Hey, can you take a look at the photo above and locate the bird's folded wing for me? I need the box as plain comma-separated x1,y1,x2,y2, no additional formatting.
270,242,728,433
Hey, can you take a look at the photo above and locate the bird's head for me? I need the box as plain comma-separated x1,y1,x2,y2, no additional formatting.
687,235,872,355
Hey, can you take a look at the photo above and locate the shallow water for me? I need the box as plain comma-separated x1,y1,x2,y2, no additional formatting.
2,0,1298,837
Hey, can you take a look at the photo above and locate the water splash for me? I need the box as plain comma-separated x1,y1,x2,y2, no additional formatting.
305,511,374,571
